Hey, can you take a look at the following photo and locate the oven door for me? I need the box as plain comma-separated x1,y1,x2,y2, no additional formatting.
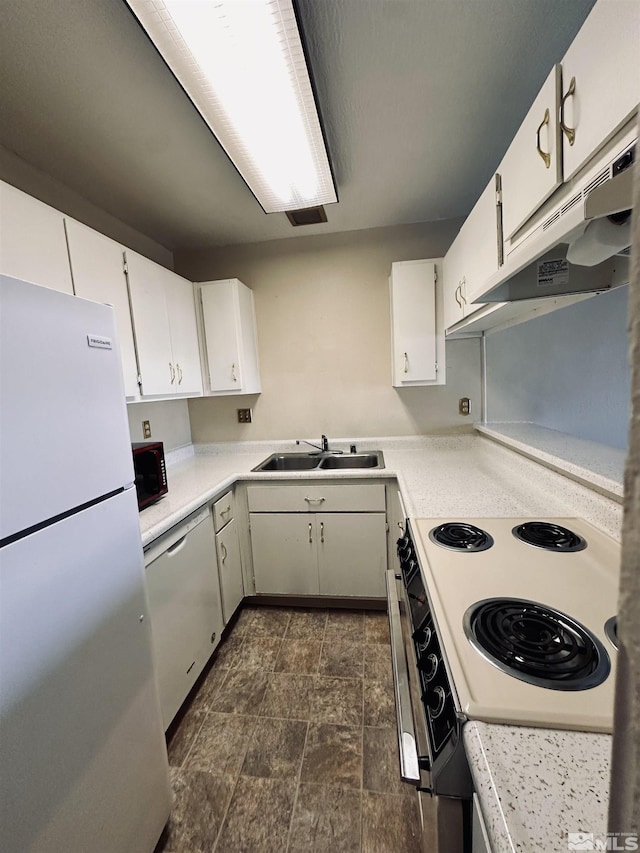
386,568,466,853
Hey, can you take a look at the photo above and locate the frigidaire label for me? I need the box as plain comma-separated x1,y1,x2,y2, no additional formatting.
537,258,569,288
87,335,112,349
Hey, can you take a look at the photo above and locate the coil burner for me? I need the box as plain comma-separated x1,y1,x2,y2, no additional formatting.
463,597,610,691
429,522,494,552
512,522,587,552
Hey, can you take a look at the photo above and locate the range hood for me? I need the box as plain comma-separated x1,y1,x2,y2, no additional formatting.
478,133,635,304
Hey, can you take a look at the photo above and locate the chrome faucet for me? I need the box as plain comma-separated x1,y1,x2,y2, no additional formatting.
295,434,343,454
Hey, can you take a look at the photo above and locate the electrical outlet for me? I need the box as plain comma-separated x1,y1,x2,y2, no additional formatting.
237,408,252,423
459,398,471,416
142,419,152,438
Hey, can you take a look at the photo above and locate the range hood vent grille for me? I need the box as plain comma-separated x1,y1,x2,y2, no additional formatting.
583,167,611,198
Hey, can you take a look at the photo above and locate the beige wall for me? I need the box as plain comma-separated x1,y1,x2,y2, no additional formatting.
175,220,482,442
127,400,192,451
0,145,173,268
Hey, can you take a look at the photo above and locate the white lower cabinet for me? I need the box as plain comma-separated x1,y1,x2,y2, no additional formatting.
144,507,223,729
317,513,387,597
249,503,387,598
216,517,244,622
251,513,319,595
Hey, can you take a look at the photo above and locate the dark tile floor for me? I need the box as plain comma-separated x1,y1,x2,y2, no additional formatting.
155,605,426,853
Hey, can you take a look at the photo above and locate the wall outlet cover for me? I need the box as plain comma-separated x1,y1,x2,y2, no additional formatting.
142,419,152,438
238,408,252,423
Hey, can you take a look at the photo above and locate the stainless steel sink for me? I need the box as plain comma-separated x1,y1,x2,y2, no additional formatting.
253,453,323,471
319,453,383,469
252,450,384,472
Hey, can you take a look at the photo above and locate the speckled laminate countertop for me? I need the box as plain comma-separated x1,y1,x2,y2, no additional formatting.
464,721,611,853
138,433,621,852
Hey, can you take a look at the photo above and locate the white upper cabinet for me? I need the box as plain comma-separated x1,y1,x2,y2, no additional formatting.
443,177,501,329
198,278,261,395
390,260,439,386
500,65,563,241
126,251,202,398
65,219,139,398
0,181,73,294
559,0,639,183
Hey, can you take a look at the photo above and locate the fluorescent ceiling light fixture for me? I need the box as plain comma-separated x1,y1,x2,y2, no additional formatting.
126,0,337,213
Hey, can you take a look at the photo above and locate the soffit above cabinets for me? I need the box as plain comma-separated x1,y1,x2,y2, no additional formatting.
0,0,595,251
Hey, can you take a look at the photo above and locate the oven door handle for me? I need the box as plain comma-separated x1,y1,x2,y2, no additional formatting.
386,569,421,784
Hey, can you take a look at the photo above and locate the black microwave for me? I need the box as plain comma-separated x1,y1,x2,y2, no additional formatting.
132,441,168,510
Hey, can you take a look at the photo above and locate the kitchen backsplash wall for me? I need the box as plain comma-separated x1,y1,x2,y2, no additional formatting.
127,400,192,451
175,221,482,442
485,284,631,450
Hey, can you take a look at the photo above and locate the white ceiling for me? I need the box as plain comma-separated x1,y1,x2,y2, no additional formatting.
0,0,596,251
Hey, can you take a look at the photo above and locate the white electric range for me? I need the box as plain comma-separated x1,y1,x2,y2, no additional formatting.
410,517,620,733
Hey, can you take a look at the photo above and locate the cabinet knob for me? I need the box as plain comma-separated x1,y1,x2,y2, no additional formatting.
211,632,217,644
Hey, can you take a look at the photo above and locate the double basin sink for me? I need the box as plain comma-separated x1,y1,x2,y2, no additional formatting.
252,450,385,472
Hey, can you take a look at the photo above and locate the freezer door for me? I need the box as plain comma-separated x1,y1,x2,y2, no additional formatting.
0,276,135,541
0,487,171,853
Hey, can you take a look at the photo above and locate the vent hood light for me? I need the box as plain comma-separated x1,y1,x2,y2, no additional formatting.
126,0,337,213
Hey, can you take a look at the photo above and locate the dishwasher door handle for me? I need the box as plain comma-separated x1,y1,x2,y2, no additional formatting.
386,569,421,784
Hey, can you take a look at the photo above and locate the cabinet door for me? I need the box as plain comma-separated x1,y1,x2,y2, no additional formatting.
561,0,640,183
65,219,139,397
216,517,244,623
250,513,319,595
125,251,174,396
165,271,202,396
500,65,562,241
145,513,223,728
200,280,242,392
390,260,437,385
318,513,387,597
442,238,465,331
460,178,500,305
0,182,73,293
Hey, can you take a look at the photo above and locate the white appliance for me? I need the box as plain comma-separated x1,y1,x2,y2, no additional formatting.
0,276,172,853
411,517,619,732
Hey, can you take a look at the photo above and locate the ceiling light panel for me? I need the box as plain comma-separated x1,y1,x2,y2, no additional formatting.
127,0,337,213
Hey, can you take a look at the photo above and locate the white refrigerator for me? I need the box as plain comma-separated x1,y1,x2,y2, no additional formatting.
0,276,172,853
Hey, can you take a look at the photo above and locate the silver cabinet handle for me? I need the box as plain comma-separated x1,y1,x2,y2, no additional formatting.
403,352,409,374
304,496,325,504
460,277,467,305
560,75,576,145
220,542,227,563
536,107,551,168
386,569,421,784
320,521,324,543
176,363,183,385
454,284,462,308
231,362,237,382
308,522,313,544
169,362,176,384
221,505,231,517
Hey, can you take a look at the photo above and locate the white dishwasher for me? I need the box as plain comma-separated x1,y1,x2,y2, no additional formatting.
144,506,224,729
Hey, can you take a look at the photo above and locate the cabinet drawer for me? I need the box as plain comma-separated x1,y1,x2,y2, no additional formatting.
213,490,235,532
247,483,386,513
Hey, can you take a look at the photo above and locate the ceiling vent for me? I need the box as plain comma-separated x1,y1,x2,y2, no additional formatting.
286,205,328,226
